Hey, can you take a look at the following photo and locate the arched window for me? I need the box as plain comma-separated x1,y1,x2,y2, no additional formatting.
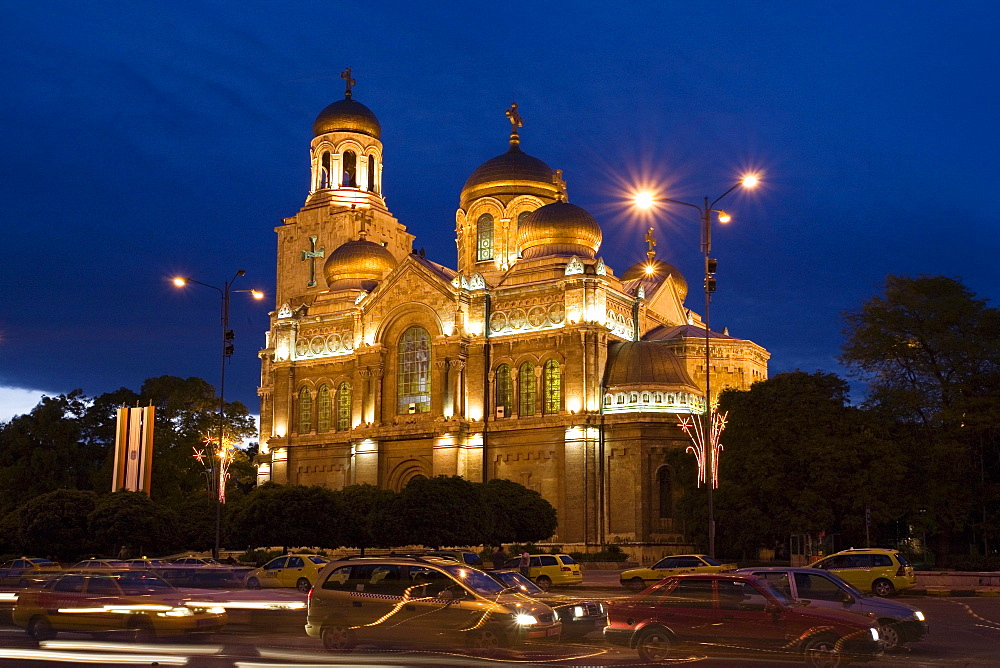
336,382,352,430
658,467,673,518
320,152,332,189
517,211,531,257
518,361,536,417
367,154,377,192
543,359,561,414
316,385,332,432
476,214,494,261
298,387,313,434
398,326,431,414
342,150,357,187
495,364,512,418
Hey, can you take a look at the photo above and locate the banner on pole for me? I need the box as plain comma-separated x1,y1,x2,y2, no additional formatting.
112,406,155,495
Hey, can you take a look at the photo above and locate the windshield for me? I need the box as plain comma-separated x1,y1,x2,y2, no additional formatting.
703,557,725,566
491,570,544,595
444,565,505,595
308,556,327,564
112,571,177,595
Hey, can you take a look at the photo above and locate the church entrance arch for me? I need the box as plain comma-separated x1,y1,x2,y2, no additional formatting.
388,459,430,492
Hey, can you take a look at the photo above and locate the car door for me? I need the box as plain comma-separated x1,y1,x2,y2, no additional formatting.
343,563,409,644
715,579,787,650
792,571,853,612
398,565,485,647
43,574,89,632
828,554,873,591
258,557,287,588
280,556,306,587
647,557,681,582
645,577,718,647
675,556,708,574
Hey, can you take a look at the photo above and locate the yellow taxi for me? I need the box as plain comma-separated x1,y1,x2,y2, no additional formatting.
809,548,916,597
504,554,583,590
13,570,227,640
620,554,736,591
0,557,61,586
245,553,329,592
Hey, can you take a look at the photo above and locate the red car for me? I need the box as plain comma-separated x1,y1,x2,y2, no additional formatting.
605,573,882,666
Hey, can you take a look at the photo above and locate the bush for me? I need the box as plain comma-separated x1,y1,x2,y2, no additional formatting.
569,544,631,562
238,548,282,567
942,555,1000,572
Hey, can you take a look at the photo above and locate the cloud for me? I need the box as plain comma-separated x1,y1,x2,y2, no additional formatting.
0,386,53,422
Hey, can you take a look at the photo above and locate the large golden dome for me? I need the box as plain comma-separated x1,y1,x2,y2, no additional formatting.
460,144,559,209
323,237,397,290
621,259,688,300
313,98,381,139
518,201,602,259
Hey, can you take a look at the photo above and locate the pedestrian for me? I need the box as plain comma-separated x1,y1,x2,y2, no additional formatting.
493,545,507,569
117,545,128,560
519,549,530,577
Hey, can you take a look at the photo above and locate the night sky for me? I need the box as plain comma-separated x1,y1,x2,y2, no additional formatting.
2,1,998,422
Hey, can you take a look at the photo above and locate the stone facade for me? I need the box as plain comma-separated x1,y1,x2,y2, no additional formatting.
257,85,769,552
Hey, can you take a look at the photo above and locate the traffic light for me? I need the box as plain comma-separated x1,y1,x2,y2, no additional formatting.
705,257,718,293
223,329,235,357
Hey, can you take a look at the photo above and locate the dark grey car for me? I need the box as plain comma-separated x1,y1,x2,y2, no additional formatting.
736,566,928,650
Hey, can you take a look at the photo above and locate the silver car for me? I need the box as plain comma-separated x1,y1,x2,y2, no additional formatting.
736,566,927,650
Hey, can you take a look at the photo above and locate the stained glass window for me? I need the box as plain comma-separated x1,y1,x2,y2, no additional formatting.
495,364,512,418
519,361,536,417
398,327,431,414
476,214,494,261
298,387,312,434
337,382,352,430
317,385,332,432
543,359,561,414
342,150,357,187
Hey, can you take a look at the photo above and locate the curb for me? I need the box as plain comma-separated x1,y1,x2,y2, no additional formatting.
917,587,1000,597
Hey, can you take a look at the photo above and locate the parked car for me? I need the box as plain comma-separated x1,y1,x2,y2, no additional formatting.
172,557,221,566
0,558,61,586
306,555,561,652
605,573,882,666
13,570,227,641
736,566,928,651
245,554,329,592
424,550,483,566
486,568,606,638
70,559,130,570
502,553,583,590
809,548,916,597
620,554,737,592
122,558,173,570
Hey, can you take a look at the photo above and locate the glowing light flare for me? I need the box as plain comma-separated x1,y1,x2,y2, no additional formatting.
741,174,760,188
678,410,728,489
250,289,265,300
172,277,187,287
644,264,656,275
717,211,732,223
633,190,656,210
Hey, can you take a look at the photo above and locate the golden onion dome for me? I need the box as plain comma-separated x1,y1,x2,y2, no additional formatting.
460,144,559,210
621,259,688,301
313,98,381,139
323,237,397,290
518,201,602,260
603,341,700,391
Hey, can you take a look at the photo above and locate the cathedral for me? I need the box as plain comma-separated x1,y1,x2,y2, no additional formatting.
256,71,769,554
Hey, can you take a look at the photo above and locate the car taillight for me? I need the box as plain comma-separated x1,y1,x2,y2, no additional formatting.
896,565,905,577
561,566,571,571
307,587,314,603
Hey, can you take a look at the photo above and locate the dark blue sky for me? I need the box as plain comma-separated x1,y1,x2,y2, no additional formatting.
2,1,998,418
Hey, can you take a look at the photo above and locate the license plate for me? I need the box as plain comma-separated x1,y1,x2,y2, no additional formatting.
546,626,560,636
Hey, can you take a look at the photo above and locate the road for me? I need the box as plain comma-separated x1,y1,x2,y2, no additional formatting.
1,579,998,666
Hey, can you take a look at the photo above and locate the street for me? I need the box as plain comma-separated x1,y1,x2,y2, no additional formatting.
1,580,999,666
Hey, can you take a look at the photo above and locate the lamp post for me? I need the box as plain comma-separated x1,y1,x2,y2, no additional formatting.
173,270,264,559
634,175,757,558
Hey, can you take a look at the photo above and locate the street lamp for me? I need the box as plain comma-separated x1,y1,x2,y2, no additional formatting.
633,175,758,558
173,270,264,559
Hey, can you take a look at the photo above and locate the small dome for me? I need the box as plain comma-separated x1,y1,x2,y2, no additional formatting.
621,259,688,301
323,238,397,290
313,98,381,139
518,201,602,259
603,341,700,390
460,144,559,209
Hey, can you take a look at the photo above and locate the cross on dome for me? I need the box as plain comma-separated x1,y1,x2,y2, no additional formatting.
506,102,523,145
341,67,356,99
646,227,657,262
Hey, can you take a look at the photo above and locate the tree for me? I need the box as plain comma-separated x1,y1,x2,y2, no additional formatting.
703,372,904,559
10,489,100,561
388,476,494,548
340,484,399,554
480,478,558,545
88,491,176,557
228,483,341,550
841,275,1000,558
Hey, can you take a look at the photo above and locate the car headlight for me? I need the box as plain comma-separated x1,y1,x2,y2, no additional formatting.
515,613,537,626
573,605,584,618
914,610,925,622
869,627,880,642
599,602,605,614
162,607,194,617
551,609,559,621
